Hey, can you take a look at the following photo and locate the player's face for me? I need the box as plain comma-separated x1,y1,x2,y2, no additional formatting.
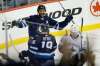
70,31,79,38
38,9,46,17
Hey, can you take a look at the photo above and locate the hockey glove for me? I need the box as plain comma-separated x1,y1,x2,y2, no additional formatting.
19,50,28,60
11,20,17,28
65,15,73,22
57,15,73,30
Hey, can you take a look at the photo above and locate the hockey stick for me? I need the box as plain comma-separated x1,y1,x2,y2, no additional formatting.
25,20,64,30
26,21,52,27
9,34,19,54
80,17,84,51
0,0,9,55
77,17,84,66
57,0,75,24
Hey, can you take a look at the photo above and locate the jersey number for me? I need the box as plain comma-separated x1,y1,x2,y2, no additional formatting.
42,41,53,49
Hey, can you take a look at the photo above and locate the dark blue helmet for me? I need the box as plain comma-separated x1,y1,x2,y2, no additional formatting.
37,5,46,12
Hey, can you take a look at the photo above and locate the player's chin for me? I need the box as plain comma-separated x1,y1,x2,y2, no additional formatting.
41,32,48,35
40,13,46,16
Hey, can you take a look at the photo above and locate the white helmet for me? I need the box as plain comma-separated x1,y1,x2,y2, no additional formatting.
70,24,80,38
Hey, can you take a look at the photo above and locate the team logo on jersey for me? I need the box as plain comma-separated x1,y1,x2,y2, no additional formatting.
90,0,100,16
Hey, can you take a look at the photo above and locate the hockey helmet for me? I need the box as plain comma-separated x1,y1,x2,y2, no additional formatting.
70,24,80,37
37,5,46,12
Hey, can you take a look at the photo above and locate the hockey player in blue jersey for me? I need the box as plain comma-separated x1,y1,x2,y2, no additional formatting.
12,4,73,66
28,27,57,66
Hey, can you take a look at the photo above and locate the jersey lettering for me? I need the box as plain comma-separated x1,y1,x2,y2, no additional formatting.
42,41,53,49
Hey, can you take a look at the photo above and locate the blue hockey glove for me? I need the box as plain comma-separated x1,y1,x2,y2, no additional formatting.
11,20,17,28
57,15,73,30
65,15,73,22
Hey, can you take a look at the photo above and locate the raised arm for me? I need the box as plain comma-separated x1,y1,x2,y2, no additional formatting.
48,15,73,30
11,15,35,28
11,18,28,28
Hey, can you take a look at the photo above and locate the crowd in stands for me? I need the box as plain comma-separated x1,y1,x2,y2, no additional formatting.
0,0,48,10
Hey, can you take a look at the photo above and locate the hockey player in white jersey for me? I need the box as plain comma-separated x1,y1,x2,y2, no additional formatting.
58,24,88,66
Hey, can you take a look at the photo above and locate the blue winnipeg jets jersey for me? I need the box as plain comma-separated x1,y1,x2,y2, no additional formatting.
15,14,72,60
17,15,72,37
28,34,57,60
